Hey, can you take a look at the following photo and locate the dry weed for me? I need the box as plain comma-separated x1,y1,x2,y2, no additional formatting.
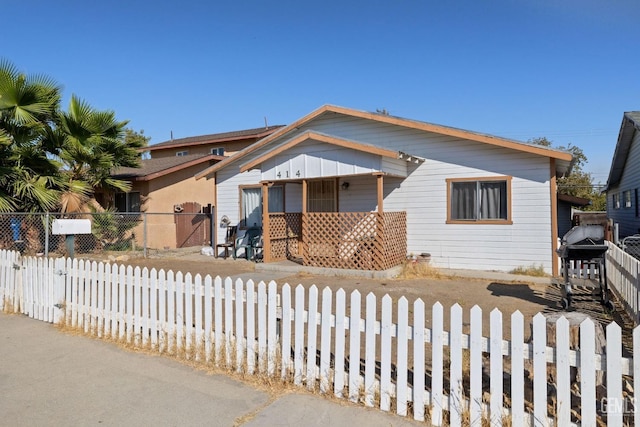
397,260,442,279
2,297,15,313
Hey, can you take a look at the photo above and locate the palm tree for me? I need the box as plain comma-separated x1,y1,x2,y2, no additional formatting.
0,59,62,213
0,60,144,215
53,95,145,213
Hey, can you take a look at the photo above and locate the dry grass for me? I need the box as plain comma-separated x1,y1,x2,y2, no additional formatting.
508,264,549,277
397,260,442,279
2,297,15,314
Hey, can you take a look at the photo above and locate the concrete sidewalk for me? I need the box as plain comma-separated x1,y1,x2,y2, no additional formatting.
0,313,424,426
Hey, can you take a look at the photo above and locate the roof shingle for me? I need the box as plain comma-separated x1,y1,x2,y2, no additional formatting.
146,125,285,151
112,153,221,181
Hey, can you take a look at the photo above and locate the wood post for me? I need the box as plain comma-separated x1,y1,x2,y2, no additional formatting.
262,183,271,263
301,179,308,265
550,159,559,276
375,174,385,270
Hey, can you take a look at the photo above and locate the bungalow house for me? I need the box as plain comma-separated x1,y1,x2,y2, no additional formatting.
196,105,573,275
605,111,640,239
101,126,283,249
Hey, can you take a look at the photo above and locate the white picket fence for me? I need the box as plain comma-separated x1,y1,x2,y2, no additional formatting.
1,249,638,426
606,241,640,324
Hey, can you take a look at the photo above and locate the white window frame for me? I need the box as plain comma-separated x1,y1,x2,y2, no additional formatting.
624,190,632,208
210,147,225,156
176,150,188,156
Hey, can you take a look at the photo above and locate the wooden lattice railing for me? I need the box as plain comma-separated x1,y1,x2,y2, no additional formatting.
380,211,407,270
268,213,302,261
298,211,406,271
267,211,406,270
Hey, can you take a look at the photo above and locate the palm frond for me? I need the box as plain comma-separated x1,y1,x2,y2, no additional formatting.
102,178,132,193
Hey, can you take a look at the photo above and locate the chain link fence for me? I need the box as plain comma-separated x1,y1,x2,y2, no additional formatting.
0,212,214,258
621,234,640,261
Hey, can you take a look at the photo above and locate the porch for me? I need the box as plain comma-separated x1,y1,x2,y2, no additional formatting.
235,131,418,271
264,211,407,271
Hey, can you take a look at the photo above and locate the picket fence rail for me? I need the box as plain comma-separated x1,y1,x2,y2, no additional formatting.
1,249,638,426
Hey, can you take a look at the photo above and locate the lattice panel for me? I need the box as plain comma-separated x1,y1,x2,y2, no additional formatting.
268,213,302,261
303,212,380,270
265,211,406,270
380,212,407,270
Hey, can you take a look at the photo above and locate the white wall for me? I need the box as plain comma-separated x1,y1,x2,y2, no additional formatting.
215,167,262,248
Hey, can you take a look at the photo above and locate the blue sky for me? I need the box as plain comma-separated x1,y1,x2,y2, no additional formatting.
4,0,639,184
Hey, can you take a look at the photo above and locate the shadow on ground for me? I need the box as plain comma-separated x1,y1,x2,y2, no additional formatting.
486,282,556,309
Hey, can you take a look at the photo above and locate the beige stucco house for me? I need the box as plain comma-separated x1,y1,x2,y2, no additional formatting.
103,126,284,249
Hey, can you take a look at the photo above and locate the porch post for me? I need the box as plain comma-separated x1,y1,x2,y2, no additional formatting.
262,182,271,262
377,174,384,214
301,179,308,265
549,159,559,276
375,174,385,270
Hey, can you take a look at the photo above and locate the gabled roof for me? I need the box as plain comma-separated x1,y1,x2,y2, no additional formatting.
112,153,223,182
146,125,285,152
605,111,640,190
195,104,573,179
239,131,400,172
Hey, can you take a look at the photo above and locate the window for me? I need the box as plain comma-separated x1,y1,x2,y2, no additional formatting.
624,190,632,208
210,147,225,156
176,150,188,156
307,179,336,212
612,193,620,209
114,192,141,212
447,177,511,223
240,186,284,227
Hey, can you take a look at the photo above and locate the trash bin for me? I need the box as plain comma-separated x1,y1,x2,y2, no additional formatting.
10,218,21,241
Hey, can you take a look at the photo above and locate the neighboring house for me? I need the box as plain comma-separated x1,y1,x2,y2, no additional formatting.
146,126,284,159
103,153,223,249
605,111,640,239
196,105,572,275
100,126,284,250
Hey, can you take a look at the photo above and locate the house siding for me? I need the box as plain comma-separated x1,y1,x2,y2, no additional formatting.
295,115,555,272
215,168,262,245
608,130,640,238
216,113,557,273
557,202,573,238
261,140,384,181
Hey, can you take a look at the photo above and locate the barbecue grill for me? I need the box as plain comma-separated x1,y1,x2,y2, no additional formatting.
556,225,613,311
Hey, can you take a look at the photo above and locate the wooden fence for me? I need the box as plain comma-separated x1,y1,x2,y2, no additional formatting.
606,241,640,324
556,240,640,324
1,249,638,426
